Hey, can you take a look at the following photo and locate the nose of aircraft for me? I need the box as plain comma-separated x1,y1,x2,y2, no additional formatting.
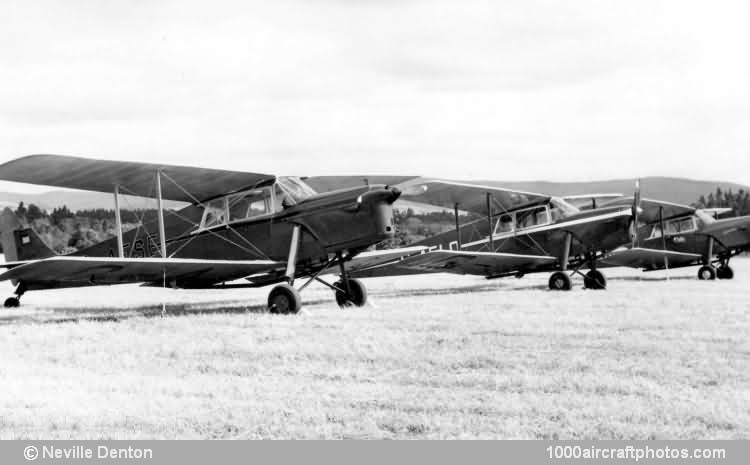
386,186,402,204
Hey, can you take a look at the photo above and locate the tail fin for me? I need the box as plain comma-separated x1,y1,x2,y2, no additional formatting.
0,208,55,262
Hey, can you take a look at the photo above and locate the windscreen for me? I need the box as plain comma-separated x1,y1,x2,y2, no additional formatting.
276,177,317,204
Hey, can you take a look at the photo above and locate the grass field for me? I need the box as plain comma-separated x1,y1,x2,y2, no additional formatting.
1,259,749,439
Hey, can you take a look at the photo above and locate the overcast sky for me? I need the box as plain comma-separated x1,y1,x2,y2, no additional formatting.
1,0,750,192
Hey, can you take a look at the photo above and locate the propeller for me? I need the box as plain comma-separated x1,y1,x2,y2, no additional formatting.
630,179,641,248
399,183,429,197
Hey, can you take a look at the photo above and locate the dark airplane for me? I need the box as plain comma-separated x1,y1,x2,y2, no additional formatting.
599,196,750,280
342,179,635,290
0,154,401,313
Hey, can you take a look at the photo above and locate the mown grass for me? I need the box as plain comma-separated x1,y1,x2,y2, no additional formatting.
1,260,749,439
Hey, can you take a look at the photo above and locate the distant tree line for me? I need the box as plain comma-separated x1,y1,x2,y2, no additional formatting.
2,202,160,254
693,187,750,216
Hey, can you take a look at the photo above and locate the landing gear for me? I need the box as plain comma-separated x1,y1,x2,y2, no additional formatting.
333,252,368,308
548,271,572,291
549,233,574,291
717,265,734,280
3,284,25,309
583,270,607,290
334,278,367,308
267,284,302,314
697,265,716,280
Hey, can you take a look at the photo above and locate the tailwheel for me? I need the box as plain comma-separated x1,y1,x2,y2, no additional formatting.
583,270,607,290
697,265,716,280
716,266,734,280
334,278,368,308
548,271,572,291
3,297,20,308
267,284,302,314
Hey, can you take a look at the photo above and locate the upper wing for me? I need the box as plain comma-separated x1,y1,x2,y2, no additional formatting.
395,178,550,214
0,154,276,203
599,196,695,223
700,207,733,218
562,193,624,210
599,247,701,269
0,256,282,289
349,250,556,278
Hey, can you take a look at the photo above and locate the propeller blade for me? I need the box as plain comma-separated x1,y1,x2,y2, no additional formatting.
631,179,641,247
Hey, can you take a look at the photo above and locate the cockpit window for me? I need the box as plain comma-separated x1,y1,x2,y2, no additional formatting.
549,198,580,220
517,205,551,229
228,188,272,222
494,213,514,235
649,215,698,238
202,198,227,229
197,178,316,231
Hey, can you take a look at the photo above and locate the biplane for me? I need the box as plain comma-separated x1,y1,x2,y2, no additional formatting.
343,179,635,290
598,195,750,279
0,155,402,312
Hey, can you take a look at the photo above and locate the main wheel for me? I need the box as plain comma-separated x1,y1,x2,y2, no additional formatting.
697,265,716,280
548,271,572,291
334,278,367,308
583,270,607,290
3,297,20,308
267,284,302,314
716,266,734,280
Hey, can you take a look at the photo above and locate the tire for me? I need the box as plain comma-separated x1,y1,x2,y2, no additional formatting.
267,284,302,314
583,270,607,290
548,271,572,291
334,278,368,308
3,297,20,308
697,265,716,281
716,266,734,280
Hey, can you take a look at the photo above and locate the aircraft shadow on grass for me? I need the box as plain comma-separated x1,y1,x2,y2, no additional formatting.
0,297,335,326
606,275,696,282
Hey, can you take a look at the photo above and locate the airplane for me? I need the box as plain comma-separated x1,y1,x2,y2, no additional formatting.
598,196,750,280
342,178,636,290
0,154,403,313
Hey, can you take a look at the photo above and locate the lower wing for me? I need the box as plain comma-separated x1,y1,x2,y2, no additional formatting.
599,247,702,270
349,250,557,278
0,256,282,290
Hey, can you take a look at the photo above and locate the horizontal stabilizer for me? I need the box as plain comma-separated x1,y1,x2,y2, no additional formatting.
0,256,282,289
600,247,701,270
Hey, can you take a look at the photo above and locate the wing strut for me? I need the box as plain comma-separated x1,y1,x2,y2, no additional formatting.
113,185,125,258
285,225,301,283
486,192,494,252
561,232,572,271
658,205,669,277
453,203,461,249
155,171,167,258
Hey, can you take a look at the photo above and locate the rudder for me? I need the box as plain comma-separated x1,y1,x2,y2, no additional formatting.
0,207,55,262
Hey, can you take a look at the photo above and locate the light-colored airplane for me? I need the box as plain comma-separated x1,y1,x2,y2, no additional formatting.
342,178,635,290
0,154,404,312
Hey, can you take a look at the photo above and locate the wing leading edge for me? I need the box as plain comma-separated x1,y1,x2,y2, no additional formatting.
0,154,276,203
